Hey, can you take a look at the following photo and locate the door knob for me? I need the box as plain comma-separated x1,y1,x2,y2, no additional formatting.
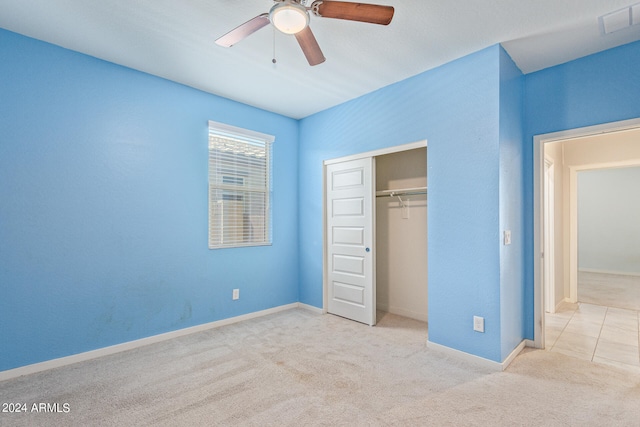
365,247,370,252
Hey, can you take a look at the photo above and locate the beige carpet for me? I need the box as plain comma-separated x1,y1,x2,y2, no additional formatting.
1,308,639,426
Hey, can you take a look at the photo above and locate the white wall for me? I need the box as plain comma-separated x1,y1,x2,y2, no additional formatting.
375,148,427,322
578,166,640,275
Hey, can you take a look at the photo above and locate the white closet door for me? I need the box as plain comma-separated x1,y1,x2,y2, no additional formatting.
326,157,375,326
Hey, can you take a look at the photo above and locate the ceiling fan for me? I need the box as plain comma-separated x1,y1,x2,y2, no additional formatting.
215,0,394,66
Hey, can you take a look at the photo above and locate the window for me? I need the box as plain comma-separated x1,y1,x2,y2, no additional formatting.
208,121,274,249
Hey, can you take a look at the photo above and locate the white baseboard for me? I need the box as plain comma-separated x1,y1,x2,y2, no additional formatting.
0,303,300,383
427,340,526,371
502,340,527,368
376,304,428,323
554,298,574,312
579,268,640,277
298,302,324,314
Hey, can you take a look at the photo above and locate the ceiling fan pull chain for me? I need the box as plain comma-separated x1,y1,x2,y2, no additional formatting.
272,25,277,64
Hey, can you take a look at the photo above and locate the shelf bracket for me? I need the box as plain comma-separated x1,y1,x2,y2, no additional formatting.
391,192,410,219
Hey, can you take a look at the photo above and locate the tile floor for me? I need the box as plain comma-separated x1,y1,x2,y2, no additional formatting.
545,301,640,371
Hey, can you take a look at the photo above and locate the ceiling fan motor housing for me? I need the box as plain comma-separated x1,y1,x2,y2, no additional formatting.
269,0,310,34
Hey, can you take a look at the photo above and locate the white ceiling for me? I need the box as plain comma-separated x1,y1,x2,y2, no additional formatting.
1,0,639,119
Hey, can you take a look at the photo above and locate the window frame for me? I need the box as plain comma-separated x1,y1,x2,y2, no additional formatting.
208,120,274,249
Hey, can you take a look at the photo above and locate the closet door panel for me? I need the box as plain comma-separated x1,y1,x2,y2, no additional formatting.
326,157,375,326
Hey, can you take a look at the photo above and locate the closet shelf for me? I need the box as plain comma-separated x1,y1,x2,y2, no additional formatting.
375,186,427,197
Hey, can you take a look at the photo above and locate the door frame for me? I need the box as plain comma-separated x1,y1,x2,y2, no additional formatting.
533,117,640,348
543,157,555,313
323,140,428,315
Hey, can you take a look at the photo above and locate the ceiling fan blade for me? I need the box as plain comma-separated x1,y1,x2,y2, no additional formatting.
295,26,326,66
215,13,270,47
312,1,394,25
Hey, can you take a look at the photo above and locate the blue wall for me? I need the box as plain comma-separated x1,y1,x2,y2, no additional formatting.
522,40,640,338
0,29,300,371
299,45,516,362
5,24,636,371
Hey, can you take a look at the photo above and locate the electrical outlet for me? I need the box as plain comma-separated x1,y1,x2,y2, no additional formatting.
232,289,239,300
473,316,485,333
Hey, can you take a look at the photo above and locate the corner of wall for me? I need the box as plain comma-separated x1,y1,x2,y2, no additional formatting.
498,47,526,360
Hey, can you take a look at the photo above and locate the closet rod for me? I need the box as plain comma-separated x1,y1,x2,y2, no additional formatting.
375,187,427,198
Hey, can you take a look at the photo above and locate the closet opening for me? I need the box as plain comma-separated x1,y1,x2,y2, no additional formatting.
323,141,428,328
375,148,428,323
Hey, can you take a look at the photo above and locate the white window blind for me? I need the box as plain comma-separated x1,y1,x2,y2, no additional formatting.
208,121,274,249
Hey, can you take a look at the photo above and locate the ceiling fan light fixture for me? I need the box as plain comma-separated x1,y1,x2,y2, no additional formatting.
270,1,310,34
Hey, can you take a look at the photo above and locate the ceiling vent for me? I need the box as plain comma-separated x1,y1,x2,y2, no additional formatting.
600,3,640,34
633,4,640,25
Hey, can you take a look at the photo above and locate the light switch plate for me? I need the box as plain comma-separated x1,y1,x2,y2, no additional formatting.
473,316,485,333
504,230,512,245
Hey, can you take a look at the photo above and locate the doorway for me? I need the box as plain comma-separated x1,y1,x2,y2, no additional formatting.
533,118,640,349
323,141,427,326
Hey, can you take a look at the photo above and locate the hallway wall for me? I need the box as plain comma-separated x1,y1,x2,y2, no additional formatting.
578,166,640,275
